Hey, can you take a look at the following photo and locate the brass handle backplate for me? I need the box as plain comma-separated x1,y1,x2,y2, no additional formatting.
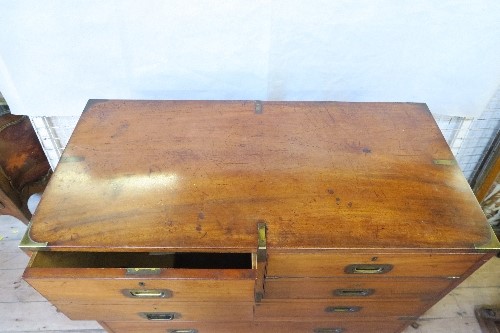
325,306,362,313
333,288,374,297
123,289,172,298
344,264,393,274
313,328,344,333
139,312,178,321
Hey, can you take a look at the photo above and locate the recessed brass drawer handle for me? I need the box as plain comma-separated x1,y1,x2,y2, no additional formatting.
167,330,198,333
123,289,172,298
139,312,178,321
344,264,393,274
325,306,361,313
333,288,374,297
313,328,344,333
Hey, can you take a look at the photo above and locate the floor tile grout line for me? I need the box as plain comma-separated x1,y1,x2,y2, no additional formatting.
418,316,481,320
456,286,500,289
0,331,105,333
0,301,50,304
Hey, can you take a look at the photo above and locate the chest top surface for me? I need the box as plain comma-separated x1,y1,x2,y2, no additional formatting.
27,100,493,252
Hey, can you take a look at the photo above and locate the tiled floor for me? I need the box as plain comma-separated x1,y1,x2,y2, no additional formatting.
1,214,498,333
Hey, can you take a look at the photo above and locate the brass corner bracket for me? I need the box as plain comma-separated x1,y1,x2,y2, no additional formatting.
474,225,500,252
255,221,267,302
257,221,267,261
19,221,48,252
433,159,457,166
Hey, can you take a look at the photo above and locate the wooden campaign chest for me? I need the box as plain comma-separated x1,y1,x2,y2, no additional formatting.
21,100,499,333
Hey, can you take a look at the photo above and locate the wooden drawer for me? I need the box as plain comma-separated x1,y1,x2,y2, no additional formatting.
23,251,256,304
264,277,452,300
54,302,253,322
254,299,428,319
103,319,410,333
102,321,255,333
24,274,255,304
267,253,483,278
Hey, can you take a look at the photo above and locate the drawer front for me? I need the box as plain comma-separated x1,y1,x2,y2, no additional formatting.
54,302,253,322
103,321,254,333
264,277,452,300
254,300,428,319
104,319,410,333
24,278,255,303
267,253,483,277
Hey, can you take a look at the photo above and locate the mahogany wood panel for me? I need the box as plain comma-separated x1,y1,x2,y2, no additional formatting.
53,301,253,321
103,319,410,333
266,252,484,277
264,277,453,300
254,299,428,319
24,277,255,303
28,100,491,251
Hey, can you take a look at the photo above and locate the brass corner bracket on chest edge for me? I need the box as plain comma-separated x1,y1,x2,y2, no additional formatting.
255,221,267,302
474,225,500,252
19,221,48,252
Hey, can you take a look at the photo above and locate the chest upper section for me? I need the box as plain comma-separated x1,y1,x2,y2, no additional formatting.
26,100,493,251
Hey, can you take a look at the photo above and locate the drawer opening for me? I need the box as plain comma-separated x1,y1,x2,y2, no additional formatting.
30,251,253,269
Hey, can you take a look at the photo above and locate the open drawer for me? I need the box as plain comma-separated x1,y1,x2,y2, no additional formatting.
23,251,257,304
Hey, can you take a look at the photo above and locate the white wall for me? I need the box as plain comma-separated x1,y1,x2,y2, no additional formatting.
1,0,499,117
